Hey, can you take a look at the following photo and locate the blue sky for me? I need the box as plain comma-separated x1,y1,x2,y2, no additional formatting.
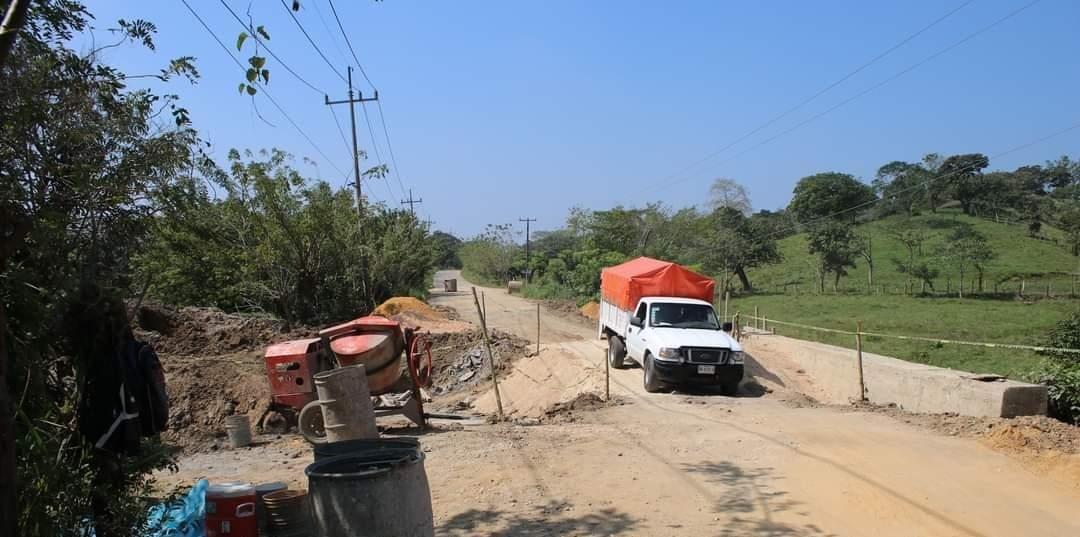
81,0,1078,237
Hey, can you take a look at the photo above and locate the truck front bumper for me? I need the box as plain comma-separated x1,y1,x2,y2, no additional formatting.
652,360,744,387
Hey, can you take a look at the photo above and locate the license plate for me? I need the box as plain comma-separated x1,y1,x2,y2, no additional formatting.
697,365,715,375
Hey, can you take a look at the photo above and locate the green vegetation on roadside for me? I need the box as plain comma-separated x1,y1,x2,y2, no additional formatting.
727,293,1076,379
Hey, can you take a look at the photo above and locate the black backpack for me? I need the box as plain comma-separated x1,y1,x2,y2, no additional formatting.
124,340,170,435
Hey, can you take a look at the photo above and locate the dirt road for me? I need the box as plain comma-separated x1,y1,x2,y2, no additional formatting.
425,270,1080,536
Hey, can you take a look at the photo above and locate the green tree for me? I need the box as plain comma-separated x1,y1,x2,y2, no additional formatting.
939,153,990,216
696,208,781,292
891,226,938,294
1038,313,1080,424
1,4,196,533
874,161,929,216
788,172,876,224
429,231,463,269
807,222,860,293
939,226,995,297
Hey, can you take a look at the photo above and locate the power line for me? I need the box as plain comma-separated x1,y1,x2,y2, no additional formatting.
375,99,409,203
328,105,351,155
277,0,346,83
762,120,1080,240
309,0,351,66
217,0,324,95
326,0,377,91
360,100,398,199
654,0,976,190
179,0,347,179
651,0,1042,199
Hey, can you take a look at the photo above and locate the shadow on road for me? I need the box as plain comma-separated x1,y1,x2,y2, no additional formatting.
436,500,638,536
681,461,836,537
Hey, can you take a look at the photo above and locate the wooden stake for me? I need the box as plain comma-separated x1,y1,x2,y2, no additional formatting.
856,320,866,401
604,338,610,402
723,291,730,323
481,290,487,322
536,303,541,356
472,287,504,418
754,306,759,330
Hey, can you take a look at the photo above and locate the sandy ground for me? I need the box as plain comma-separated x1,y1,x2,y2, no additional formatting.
158,271,1080,536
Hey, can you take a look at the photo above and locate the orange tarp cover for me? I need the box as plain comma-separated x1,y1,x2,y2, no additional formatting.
600,257,716,311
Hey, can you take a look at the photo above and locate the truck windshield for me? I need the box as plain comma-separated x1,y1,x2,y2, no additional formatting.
649,303,720,330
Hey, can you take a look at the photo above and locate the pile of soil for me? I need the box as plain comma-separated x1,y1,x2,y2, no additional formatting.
847,401,1080,454
131,303,317,451
373,297,443,320
133,302,314,356
579,301,600,320
542,392,624,423
162,351,271,451
426,329,531,395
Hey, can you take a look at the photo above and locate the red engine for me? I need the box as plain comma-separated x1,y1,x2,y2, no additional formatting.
264,337,323,411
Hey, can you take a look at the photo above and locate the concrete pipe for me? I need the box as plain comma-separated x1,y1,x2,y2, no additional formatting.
313,365,378,443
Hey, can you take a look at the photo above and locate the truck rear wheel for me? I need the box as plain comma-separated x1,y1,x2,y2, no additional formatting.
607,336,626,369
643,354,664,393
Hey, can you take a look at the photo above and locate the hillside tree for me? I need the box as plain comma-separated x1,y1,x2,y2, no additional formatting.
788,172,876,225
807,222,860,293
708,178,752,216
939,226,994,297
939,153,990,216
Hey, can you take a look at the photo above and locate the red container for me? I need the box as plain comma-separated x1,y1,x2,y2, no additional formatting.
206,482,257,537
264,338,321,410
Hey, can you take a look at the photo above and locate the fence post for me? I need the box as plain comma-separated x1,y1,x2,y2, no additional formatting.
856,320,866,401
471,287,504,419
734,311,741,342
1020,279,1026,298
754,306,759,330
1047,282,1052,298
723,291,730,324
536,303,541,356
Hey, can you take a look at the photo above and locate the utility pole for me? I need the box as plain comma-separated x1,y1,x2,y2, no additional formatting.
401,189,422,213
519,217,537,283
325,66,378,220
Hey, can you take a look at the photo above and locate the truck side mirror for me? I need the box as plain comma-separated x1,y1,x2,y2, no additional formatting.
722,321,733,333
630,316,644,328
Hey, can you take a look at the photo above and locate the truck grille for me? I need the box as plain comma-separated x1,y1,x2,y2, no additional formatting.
686,347,728,364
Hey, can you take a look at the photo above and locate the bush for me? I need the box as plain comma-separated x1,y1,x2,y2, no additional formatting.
1038,311,1080,424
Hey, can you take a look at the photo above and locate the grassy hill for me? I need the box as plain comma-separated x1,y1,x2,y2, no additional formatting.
747,209,1079,294
730,209,1080,379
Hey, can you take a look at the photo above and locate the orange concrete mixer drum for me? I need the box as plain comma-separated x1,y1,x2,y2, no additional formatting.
320,316,406,395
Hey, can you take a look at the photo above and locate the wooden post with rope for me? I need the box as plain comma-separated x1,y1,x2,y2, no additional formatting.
855,320,866,401
472,287,504,418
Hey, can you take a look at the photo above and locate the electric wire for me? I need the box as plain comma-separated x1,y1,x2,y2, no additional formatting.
217,0,324,95
277,0,347,83
327,0,377,91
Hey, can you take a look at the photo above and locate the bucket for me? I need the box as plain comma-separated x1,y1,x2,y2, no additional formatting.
305,442,434,537
225,415,252,448
206,481,257,537
262,489,312,537
313,365,378,443
313,437,421,461
255,482,288,536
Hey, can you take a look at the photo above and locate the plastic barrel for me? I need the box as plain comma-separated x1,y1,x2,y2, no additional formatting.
313,437,421,461
224,415,252,448
262,489,312,537
306,442,434,537
313,365,378,443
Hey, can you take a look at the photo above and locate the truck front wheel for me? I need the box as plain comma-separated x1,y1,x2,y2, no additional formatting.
607,336,626,369
643,353,664,393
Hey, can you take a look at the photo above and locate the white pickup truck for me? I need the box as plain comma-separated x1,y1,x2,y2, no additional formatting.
597,258,743,395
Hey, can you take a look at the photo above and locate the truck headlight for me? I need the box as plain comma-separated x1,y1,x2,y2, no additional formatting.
729,351,744,364
658,347,681,360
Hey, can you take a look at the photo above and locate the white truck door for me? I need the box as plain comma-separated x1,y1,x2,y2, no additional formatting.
625,301,649,360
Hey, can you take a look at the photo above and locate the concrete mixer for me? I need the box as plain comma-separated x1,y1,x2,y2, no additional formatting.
262,316,433,443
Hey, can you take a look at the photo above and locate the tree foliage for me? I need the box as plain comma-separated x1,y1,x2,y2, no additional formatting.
788,172,876,224
707,178,752,216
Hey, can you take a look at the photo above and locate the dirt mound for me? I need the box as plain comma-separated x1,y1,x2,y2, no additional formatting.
542,392,624,423
374,297,443,320
162,351,271,451
579,301,600,320
133,302,314,356
426,329,531,395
